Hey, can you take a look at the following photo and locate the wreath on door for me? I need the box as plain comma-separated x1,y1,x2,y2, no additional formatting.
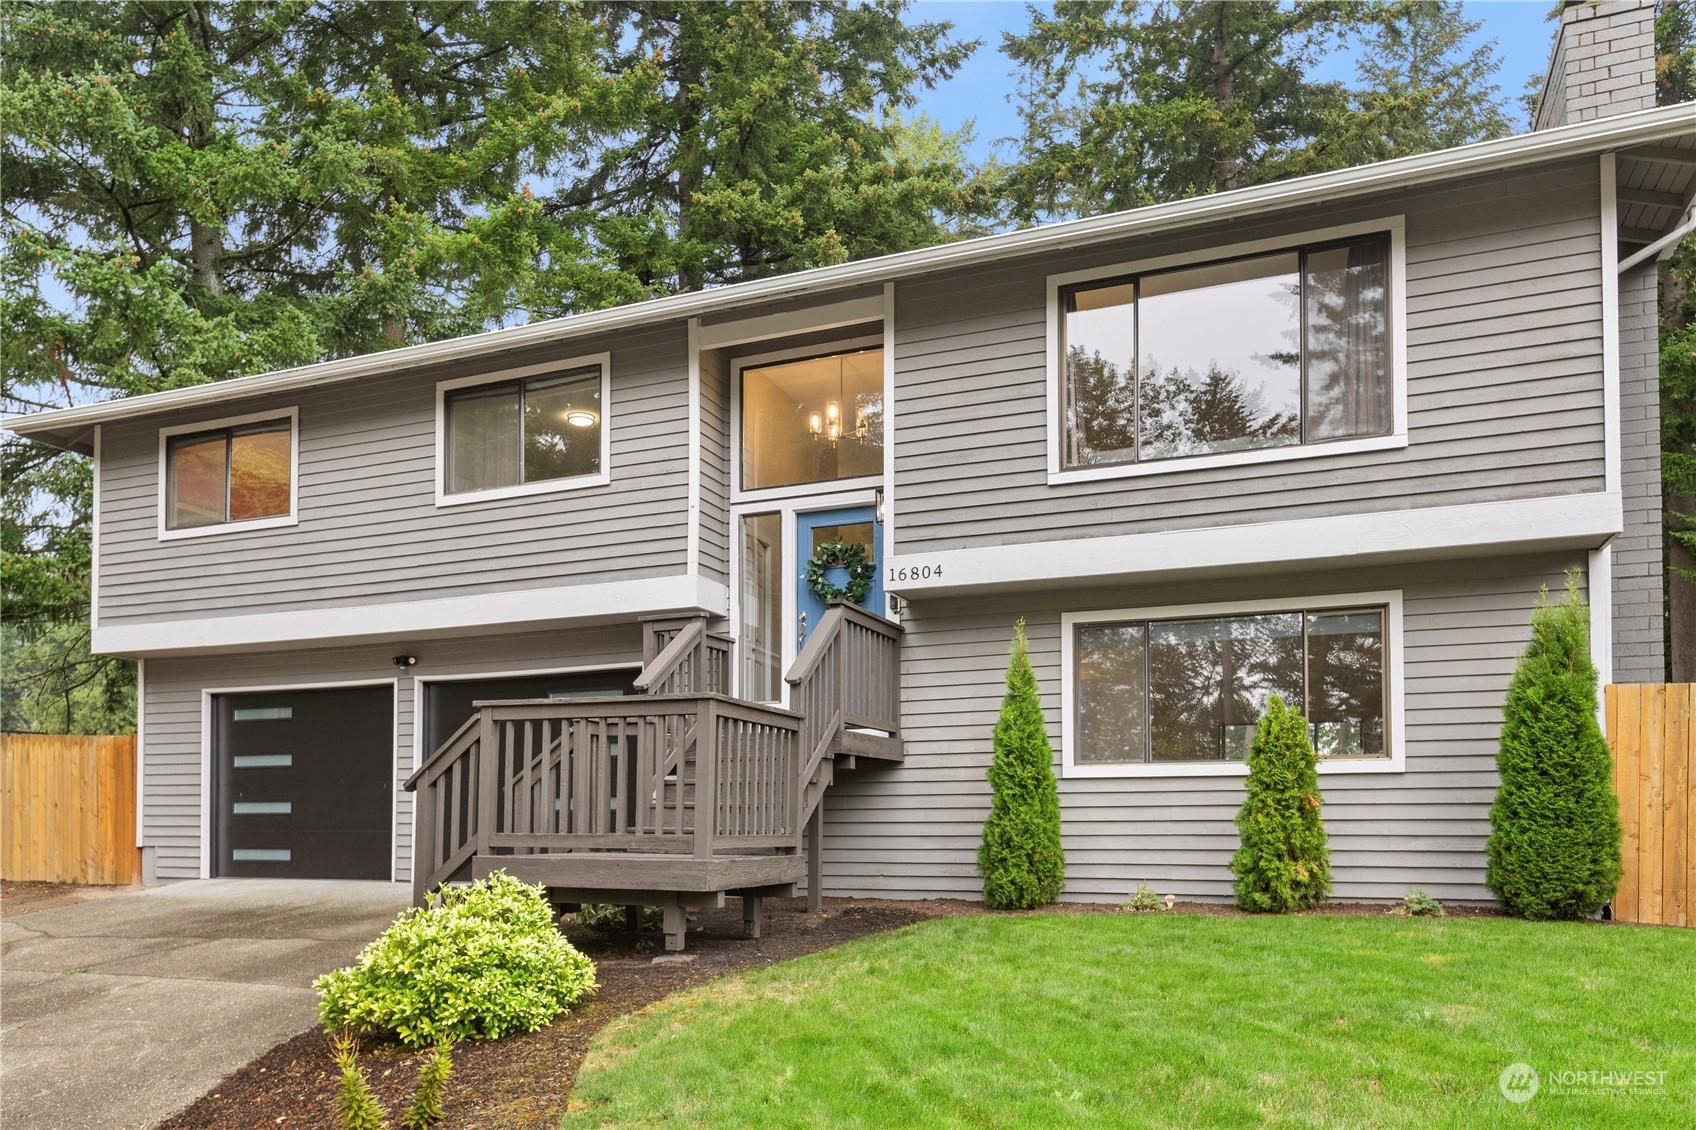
804,540,875,605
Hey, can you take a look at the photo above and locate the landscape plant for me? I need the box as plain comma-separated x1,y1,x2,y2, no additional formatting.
315,870,596,1047
1229,694,1332,912
977,618,1065,909
329,1034,454,1130
1486,576,1622,920
1392,887,1446,918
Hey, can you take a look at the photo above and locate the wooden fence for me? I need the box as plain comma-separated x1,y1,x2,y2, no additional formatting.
1,734,138,885
1606,684,1695,927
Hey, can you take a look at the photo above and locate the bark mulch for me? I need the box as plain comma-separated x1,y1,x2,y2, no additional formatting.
151,895,1509,1130
154,896,982,1130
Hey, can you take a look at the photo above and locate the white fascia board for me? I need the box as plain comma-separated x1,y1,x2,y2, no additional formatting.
93,575,731,658
883,492,1623,598
9,103,1696,450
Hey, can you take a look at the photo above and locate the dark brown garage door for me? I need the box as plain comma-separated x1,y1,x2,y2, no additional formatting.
214,685,394,880
421,670,636,760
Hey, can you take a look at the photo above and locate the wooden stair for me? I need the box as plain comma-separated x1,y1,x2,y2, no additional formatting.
404,602,902,951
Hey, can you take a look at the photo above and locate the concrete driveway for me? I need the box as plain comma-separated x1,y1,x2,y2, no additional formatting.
1,879,411,1130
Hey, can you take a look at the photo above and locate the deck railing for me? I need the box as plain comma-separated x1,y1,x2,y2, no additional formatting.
786,601,903,773
404,694,801,902
635,615,733,696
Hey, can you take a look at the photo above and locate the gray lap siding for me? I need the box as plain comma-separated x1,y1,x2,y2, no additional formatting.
891,159,1607,555
140,625,643,882
98,328,691,626
819,554,1580,904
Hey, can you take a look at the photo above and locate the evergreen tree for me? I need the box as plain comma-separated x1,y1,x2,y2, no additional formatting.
978,619,1065,909
540,1,984,302
1311,1,1513,167
1486,576,1622,920
1000,1,1516,223
1658,3,1696,681
1230,694,1332,912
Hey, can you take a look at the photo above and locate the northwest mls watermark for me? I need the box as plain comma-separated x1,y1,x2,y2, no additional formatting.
1498,1062,1669,1103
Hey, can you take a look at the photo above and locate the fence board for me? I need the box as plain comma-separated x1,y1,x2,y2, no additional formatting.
1,735,137,886
1606,685,1696,927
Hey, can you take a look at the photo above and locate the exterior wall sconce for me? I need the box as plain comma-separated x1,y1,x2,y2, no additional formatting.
393,655,418,671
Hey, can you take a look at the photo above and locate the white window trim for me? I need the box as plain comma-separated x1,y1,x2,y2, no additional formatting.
728,486,880,708
1044,216,1409,484
434,353,612,506
157,406,300,541
729,333,885,505
1059,590,1406,779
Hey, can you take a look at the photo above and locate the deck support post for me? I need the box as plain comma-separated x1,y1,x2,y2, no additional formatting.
661,896,687,952
623,904,641,931
807,795,824,913
742,894,763,938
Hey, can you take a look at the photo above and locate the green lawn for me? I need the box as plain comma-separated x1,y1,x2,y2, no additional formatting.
562,913,1695,1128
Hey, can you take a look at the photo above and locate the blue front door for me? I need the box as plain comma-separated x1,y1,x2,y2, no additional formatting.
795,505,884,649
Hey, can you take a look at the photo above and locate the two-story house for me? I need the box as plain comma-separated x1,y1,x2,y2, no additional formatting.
7,3,1688,942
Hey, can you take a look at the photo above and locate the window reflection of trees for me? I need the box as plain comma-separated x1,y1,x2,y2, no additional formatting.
1074,607,1386,763
1061,234,1389,466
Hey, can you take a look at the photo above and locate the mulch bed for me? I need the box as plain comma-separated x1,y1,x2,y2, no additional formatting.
152,894,1510,1130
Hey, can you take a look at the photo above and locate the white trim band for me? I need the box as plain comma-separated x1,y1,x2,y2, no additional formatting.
884,492,1624,597
94,575,730,657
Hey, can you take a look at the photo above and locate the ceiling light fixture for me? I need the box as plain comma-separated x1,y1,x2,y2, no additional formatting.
563,409,598,428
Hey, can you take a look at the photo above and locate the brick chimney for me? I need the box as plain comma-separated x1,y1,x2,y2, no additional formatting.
1533,0,1657,130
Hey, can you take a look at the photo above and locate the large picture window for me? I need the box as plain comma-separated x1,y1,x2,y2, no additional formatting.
1062,233,1390,468
740,348,883,492
1072,603,1388,766
164,415,293,532
442,362,605,497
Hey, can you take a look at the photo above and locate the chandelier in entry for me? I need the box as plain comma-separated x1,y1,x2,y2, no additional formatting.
808,400,869,446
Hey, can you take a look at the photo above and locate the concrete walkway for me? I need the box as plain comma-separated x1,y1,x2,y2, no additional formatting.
1,879,411,1130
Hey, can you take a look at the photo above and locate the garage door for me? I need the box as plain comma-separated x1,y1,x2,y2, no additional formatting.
421,670,637,759
214,686,394,880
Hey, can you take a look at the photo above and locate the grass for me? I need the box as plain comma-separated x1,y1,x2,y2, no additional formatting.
562,913,1696,1128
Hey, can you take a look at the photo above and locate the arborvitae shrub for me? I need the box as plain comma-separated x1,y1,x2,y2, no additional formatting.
1230,695,1332,912
1486,575,1622,920
977,619,1066,909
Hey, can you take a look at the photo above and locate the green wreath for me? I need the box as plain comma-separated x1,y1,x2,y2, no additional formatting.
804,540,875,605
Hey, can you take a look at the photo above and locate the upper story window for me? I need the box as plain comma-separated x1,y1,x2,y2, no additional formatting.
740,347,883,492
1060,231,1393,471
160,409,296,537
437,356,610,504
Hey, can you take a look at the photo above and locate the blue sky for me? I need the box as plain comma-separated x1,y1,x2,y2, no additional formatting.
908,1,1561,162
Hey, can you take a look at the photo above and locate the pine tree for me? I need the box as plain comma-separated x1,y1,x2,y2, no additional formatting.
978,619,1065,909
1230,695,1332,912
1486,576,1623,920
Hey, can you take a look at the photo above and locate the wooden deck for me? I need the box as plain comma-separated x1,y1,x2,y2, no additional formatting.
405,603,902,950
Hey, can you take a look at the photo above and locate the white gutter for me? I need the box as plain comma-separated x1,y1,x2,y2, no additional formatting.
8,100,1696,446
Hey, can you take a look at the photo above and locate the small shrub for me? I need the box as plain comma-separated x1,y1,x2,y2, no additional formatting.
332,1035,387,1130
1122,883,1173,912
399,1045,454,1130
316,871,597,1048
977,619,1066,910
1486,574,1623,920
576,903,663,931
1391,887,1446,918
1230,695,1333,912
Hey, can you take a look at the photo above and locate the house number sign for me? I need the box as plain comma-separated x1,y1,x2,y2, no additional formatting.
887,564,942,582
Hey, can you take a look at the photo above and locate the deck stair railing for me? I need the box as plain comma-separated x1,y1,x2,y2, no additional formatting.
784,601,904,907
404,604,901,908
404,694,800,902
